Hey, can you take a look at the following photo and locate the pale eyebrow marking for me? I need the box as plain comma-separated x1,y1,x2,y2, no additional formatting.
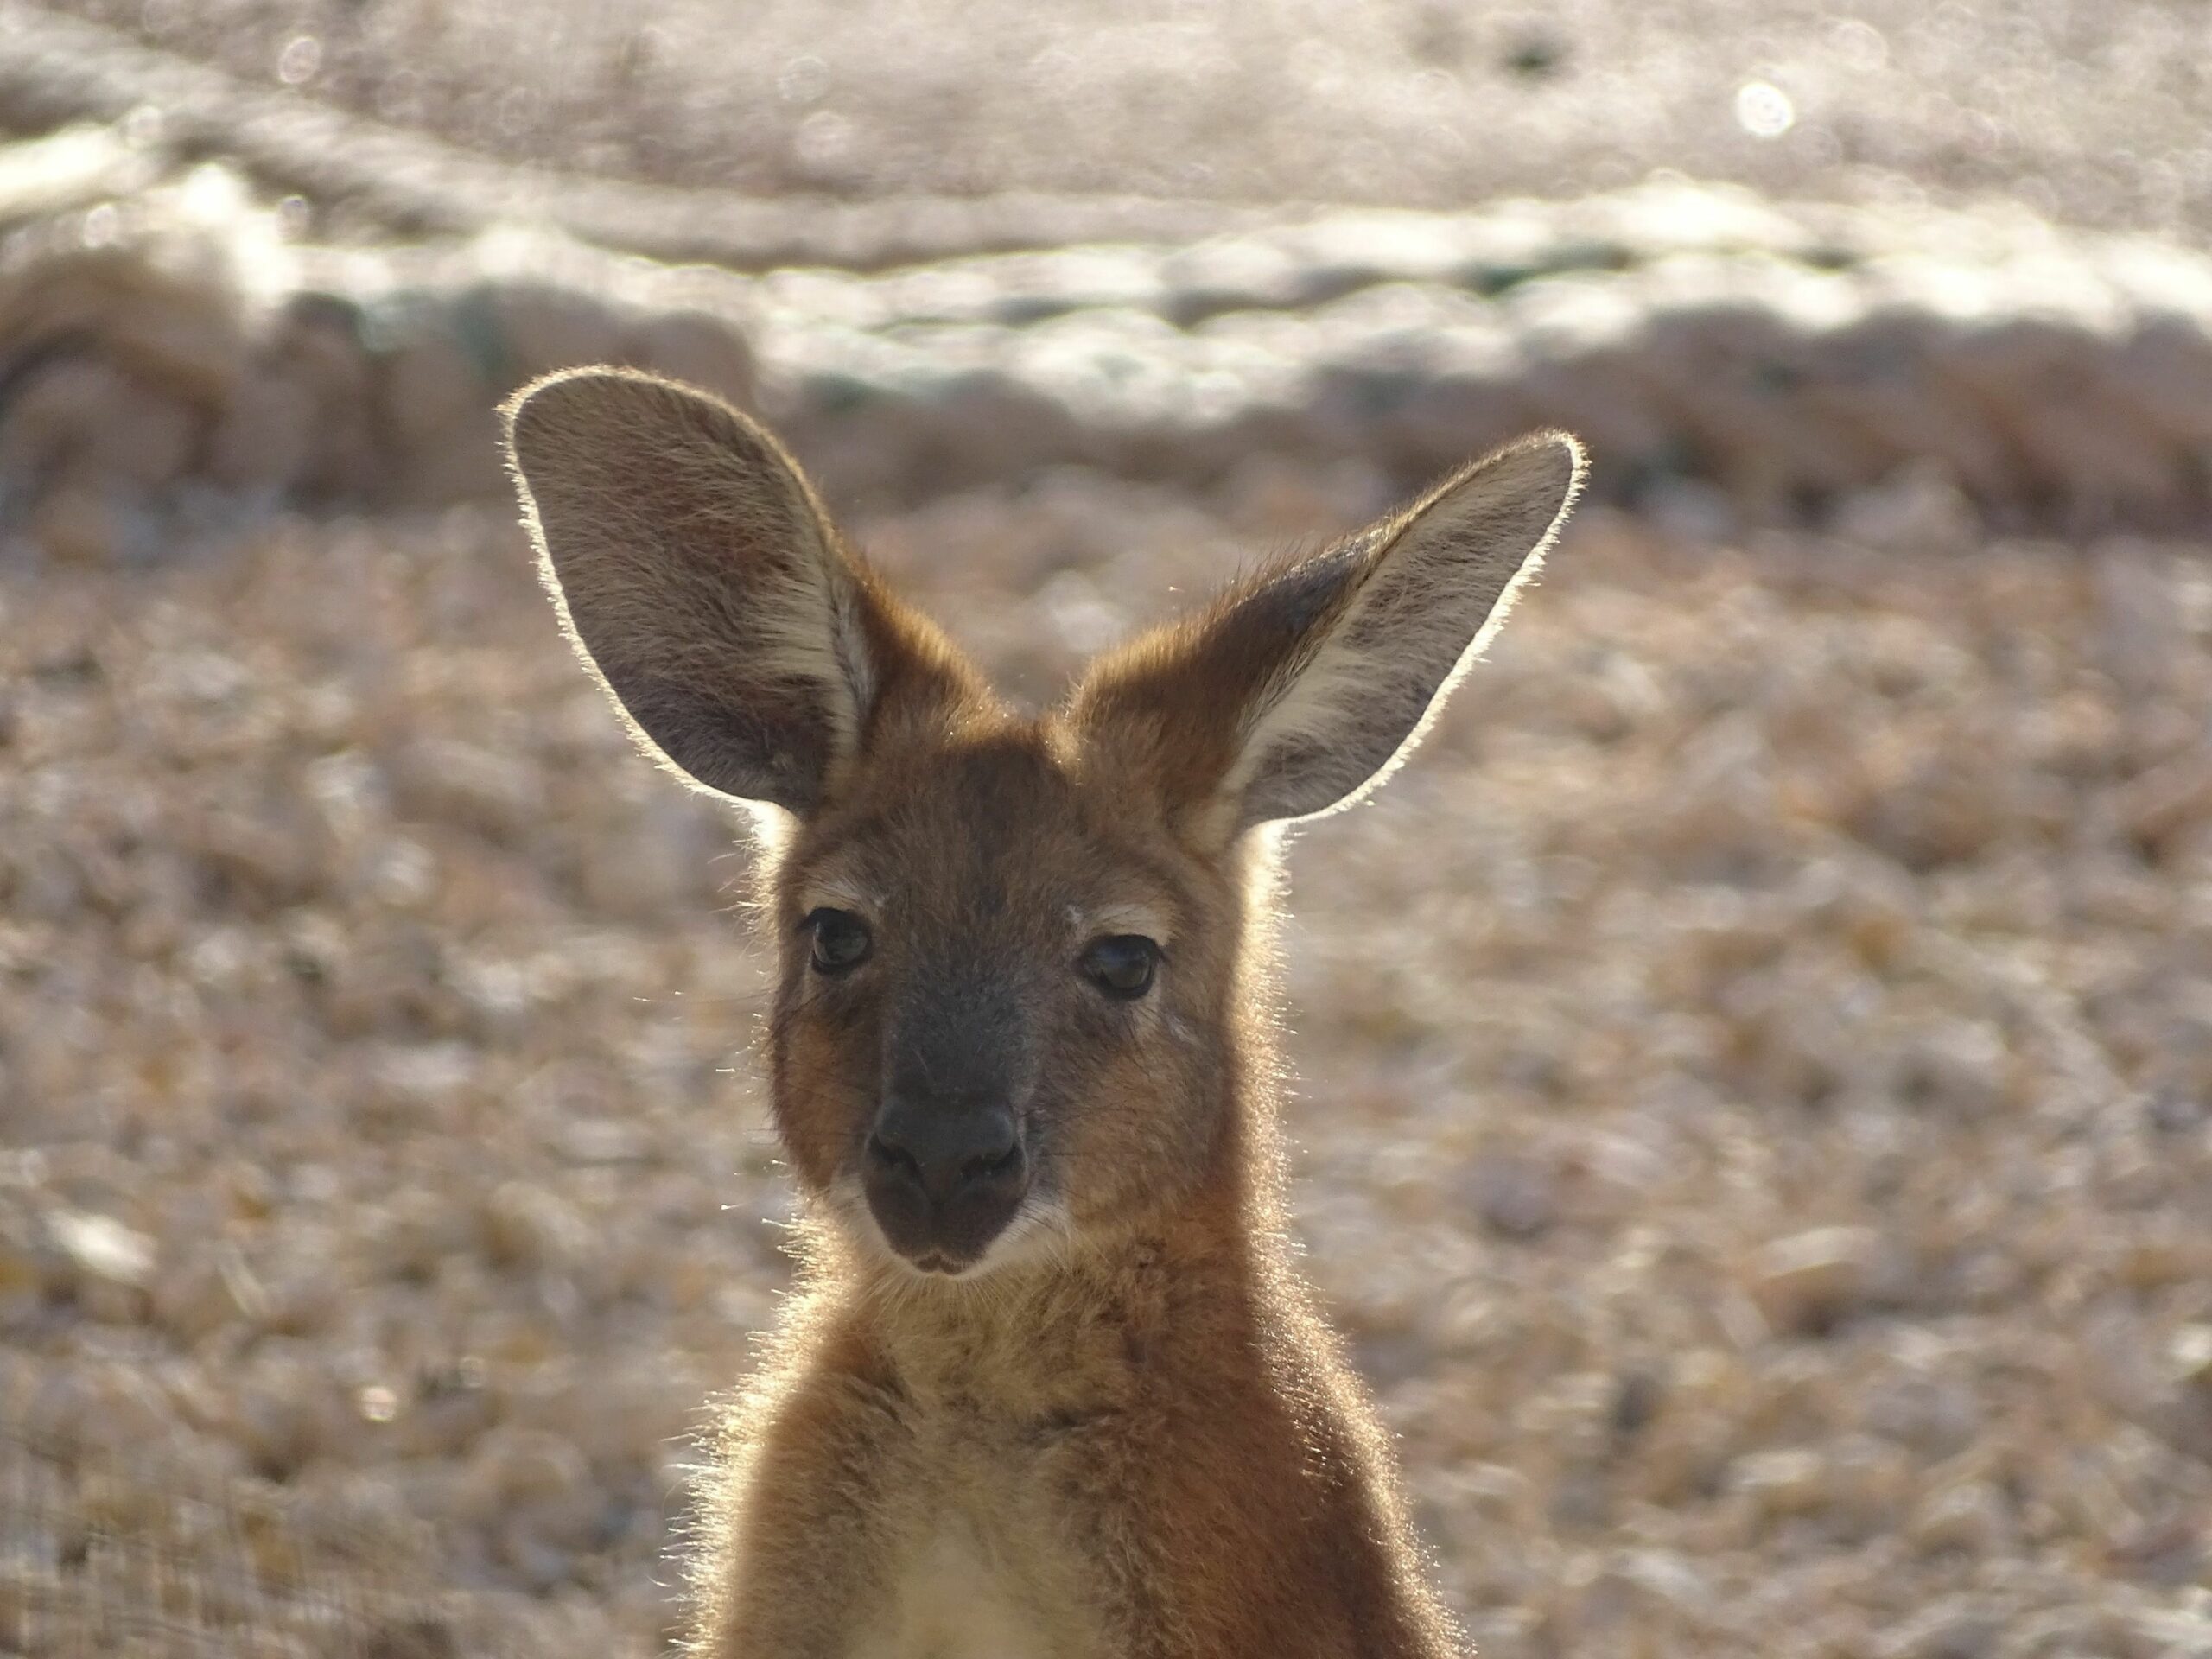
800,868,882,916
1074,901,1174,947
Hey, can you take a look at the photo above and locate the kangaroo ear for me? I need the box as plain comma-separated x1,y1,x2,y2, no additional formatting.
504,369,971,815
1071,432,1585,841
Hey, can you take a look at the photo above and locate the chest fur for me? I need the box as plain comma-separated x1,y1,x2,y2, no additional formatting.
854,1526,1058,1659
850,1410,1111,1659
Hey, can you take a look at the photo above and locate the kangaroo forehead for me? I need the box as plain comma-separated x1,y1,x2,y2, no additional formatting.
795,733,1179,931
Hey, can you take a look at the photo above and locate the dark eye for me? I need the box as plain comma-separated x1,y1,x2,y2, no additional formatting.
1081,936,1159,1000
806,908,872,975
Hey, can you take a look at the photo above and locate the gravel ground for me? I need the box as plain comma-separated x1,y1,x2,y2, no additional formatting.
4,3,2212,1653
3,465,2210,1654
25,0,2212,238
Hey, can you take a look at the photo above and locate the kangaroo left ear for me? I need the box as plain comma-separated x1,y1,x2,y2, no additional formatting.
1069,432,1585,841
503,367,980,817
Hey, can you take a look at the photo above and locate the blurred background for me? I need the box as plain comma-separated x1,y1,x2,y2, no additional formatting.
1,2,2210,1655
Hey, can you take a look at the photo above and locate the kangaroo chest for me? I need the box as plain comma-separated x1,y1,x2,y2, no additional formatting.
851,1405,1114,1659
860,1524,1060,1659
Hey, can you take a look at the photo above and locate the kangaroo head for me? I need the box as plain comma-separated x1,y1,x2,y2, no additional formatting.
505,369,1582,1280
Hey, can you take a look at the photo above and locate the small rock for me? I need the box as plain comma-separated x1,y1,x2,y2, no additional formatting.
1747,1225,1884,1335
1731,1448,1827,1518
1909,1479,2009,1555
479,1181,589,1274
2171,1325,2212,1386
150,1245,268,1342
1461,1154,1558,1239
48,1208,155,1287
2115,756,2212,861
1832,460,1980,554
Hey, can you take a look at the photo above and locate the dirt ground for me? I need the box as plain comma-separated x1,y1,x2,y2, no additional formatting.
3,468,2211,1654
35,0,2212,237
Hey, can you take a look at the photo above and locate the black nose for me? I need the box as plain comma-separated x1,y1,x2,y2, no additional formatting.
862,1097,1028,1269
868,1104,1021,1204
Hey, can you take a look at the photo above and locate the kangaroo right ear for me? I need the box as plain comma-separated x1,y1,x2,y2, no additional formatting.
1068,432,1583,845
504,369,972,815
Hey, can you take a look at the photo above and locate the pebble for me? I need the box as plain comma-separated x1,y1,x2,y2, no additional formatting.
1462,1154,1560,1239
479,1182,591,1275
1747,1226,1885,1336
150,1247,268,1342
46,1209,156,1324
1730,1448,1828,1519
1909,1480,2012,1555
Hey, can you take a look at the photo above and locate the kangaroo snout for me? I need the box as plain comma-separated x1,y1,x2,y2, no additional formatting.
862,1096,1029,1270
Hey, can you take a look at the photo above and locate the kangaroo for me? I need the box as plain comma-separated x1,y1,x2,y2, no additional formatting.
502,368,1583,1658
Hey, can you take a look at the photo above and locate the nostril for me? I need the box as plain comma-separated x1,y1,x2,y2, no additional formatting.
867,1132,922,1183
961,1140,1024,1186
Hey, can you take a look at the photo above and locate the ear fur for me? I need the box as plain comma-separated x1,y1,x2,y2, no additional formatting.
503,367,971,815
1069,431,1585,840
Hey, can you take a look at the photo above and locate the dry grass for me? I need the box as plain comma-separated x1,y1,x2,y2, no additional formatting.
3,463,2209,1654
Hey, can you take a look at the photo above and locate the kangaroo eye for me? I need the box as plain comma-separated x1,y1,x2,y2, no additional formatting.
806,909,873,975
1081,936,1159,1000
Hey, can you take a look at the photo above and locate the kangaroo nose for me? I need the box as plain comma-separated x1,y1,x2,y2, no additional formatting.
867,1100,1022,1205
862,1097,1028,1269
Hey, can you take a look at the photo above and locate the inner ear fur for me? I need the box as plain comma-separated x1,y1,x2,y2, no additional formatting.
503,367,976,815
1068,431,1585,839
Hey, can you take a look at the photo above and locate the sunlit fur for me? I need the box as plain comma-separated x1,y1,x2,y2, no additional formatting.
503,368,1584,1657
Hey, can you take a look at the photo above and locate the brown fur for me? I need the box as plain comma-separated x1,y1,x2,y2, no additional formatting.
502,367,1584,1657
